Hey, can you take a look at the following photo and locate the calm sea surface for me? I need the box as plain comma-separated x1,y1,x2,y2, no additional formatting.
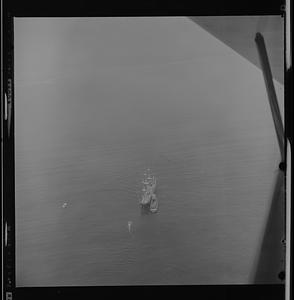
14,17,283,286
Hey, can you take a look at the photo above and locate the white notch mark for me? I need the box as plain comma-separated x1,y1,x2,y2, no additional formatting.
62,203,67,208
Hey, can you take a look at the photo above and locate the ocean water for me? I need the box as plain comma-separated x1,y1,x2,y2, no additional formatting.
14,17,284,286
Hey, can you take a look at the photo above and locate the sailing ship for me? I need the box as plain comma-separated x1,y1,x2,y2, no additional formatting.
140,170,158,213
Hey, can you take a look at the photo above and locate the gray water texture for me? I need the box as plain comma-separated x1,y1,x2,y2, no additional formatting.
14,17,284,286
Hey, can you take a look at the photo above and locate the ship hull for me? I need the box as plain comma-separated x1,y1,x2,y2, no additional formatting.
150,194,158,213
140,176,157,212
140,177,156,205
